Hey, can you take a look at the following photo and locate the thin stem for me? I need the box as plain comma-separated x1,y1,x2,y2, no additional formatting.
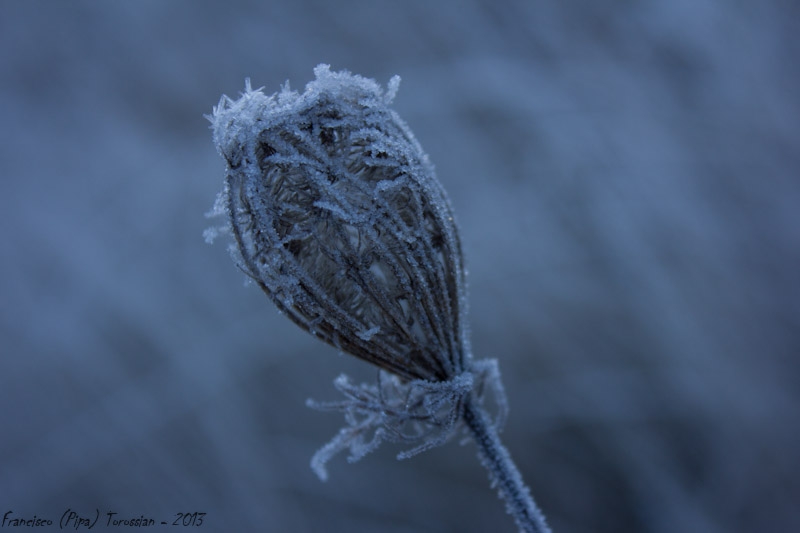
463,397,551,533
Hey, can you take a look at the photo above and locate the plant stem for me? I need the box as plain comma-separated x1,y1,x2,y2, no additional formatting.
463,397,551,533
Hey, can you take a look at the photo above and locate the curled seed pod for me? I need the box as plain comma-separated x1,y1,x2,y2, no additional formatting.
210,64,470,382
209,67,551,533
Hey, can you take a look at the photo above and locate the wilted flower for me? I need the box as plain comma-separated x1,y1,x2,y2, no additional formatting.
207,65,550,533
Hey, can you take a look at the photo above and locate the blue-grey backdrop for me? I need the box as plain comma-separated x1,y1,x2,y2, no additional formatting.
1,1,798,532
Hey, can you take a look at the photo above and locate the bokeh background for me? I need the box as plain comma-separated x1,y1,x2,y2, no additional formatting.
1,1,798,532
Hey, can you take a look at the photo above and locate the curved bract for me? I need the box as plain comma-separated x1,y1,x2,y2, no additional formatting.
211,65,470,382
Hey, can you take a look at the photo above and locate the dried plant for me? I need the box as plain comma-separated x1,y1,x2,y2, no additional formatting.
206,65,550,533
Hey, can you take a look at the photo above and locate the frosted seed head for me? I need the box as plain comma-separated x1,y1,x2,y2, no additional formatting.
209,65,470,382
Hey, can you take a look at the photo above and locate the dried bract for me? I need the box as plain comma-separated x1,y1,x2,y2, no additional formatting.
306,359,506,481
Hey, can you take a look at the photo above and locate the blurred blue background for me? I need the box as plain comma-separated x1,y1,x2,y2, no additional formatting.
1,1,798,531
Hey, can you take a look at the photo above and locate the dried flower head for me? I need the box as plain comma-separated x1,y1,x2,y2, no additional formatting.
207,66,549,533
210,64,469,383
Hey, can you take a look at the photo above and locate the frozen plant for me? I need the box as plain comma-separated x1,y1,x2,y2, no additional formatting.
206,64,550,533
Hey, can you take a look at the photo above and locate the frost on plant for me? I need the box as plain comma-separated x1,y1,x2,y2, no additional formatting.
307,358,507,481
209,64,470,383
207,65,550,533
